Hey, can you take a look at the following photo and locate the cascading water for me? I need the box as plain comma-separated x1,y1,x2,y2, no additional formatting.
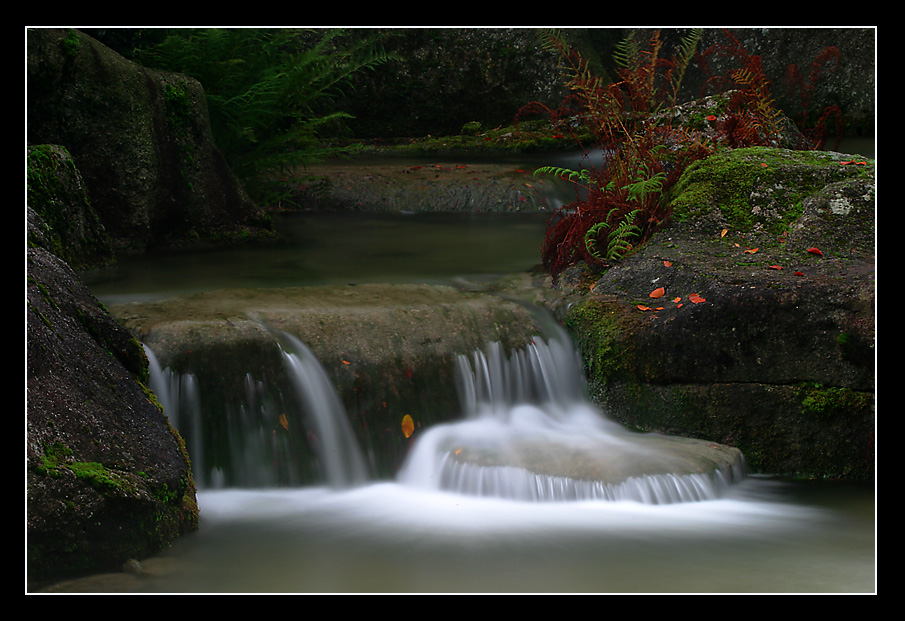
275,332,369,488
147,321,742,502
144,332,368,490
397,329,745,503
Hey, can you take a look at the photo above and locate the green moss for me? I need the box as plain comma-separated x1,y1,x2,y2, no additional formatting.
669,147,875,237
36,441,137,495
564,297,637,388
61,29,81,58
799,383,872,417
68,461,133,492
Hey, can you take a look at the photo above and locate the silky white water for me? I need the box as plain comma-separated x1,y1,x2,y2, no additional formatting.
132,330,874,593
397,335,745,503
43,478,873,593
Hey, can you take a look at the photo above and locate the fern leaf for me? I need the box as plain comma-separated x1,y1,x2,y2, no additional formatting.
584,209,641,263
535,166,597,187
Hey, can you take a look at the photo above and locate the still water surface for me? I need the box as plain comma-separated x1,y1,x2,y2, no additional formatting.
73,209,875,594
89,210,550,304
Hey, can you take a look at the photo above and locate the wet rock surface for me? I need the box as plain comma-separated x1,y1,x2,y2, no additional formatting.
26,246,198,586
557,148,875,478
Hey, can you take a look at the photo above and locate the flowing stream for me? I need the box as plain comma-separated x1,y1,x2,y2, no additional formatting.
70,160,874,594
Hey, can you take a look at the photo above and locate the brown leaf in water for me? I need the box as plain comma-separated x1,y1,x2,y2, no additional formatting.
401,415,415,438
279,413,289,431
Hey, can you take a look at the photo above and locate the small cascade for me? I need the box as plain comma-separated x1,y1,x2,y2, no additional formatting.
275,332,369,488
144,334,368,490
398,332,745,504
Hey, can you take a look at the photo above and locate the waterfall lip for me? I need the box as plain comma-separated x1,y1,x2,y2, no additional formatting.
147,316,745,504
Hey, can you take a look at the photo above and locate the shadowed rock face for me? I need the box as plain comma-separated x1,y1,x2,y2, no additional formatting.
27,246,198,585
27,28,273,252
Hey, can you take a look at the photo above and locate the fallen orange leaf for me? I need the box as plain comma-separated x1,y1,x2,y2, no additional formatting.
637,305,651,311
688,293,706,304
279,413,289,431
676,303,684,308
663,260,672,267
744,248,759,254
807,247,823,256
794,271,804,276
767,265,783,270
342,360,351,365
672,297,682,303
720,229,728,238
649,287,666,298
401,414,415,438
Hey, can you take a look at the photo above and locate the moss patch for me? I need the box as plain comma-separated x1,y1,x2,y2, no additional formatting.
669,147,875,237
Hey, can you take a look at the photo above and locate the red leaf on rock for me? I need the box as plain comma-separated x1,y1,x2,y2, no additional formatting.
688,293,706,304
807,247,823,256
767,265,782,270
649,287,666,299
637,305,651,311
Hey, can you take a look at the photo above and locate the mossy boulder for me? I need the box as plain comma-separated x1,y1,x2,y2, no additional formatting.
26,28,273,252
27,242,198,586
27,145,115,270
559,147,875,479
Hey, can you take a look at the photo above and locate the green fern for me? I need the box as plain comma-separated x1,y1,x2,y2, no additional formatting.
668,28,703,102
138,28,395,204
612,31,641,71
585,208,641,263
534,165,597,188
622,167,667,203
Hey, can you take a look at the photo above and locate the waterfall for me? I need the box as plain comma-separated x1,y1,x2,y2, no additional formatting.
275,332,369,489
397,331,745,504
146,323,742,503
144,334,368,490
